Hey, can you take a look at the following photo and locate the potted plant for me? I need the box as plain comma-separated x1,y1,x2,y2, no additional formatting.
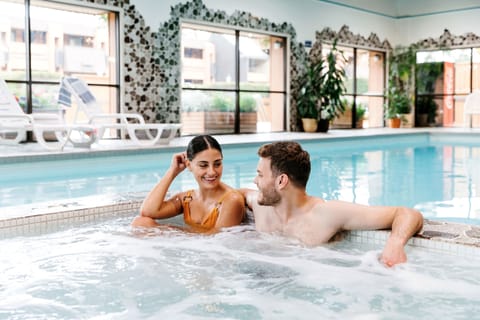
318,39,347,132
415,96,437,126
385,87,411,128
355,103,366,128
239,93,258,132
296,39,347,133
332,99,365,128
297,58,322,132
415,62,442,127
385,45,415,128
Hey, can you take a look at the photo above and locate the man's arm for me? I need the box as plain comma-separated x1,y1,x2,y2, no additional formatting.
322,200,424,266
379,207,424,267
238,188,257,210
237,188,277,231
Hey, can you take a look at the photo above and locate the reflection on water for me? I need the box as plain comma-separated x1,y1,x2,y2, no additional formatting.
1,139,480,223
0,215,479,319
306,143,480,224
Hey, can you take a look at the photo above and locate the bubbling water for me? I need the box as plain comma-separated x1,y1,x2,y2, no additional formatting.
0,216,479,319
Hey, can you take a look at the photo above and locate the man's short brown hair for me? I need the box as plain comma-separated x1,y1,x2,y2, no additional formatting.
257,141,310,188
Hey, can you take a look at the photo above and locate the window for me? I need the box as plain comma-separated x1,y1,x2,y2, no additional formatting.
416,48,480,128
11,28,25,42
184,79,204,84
0,0,120,138
331,44,386,129
64,34,94,48
31,31,47,44
180,22,287,135
184,47,203,59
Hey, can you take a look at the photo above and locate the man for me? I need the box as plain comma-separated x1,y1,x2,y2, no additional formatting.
241,141,424,267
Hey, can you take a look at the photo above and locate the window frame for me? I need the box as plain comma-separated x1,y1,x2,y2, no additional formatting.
323,41,387,129
0,0,123,138
415,47,480,127
179,19,290,135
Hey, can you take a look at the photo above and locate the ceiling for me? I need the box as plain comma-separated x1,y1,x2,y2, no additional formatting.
320,0,480,18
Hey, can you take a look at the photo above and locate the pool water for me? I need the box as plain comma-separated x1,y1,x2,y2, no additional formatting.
1,134,480,224
1,215,479,319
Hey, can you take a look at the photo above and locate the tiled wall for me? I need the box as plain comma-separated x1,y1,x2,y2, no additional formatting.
2,195,479,259
0,198,143,239
81,0,161,123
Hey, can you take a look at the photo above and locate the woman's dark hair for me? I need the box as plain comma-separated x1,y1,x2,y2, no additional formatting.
186,135,223,160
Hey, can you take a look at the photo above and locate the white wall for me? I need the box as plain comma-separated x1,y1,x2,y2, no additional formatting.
131,0,480,47
132,0,395,45
397,9,480,45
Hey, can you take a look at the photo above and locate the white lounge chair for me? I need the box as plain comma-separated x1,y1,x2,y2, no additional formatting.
464,91,480,128
0,79,96,150
59,76,181,146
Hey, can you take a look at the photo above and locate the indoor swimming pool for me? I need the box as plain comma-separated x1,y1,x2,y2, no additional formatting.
1,132,480,224
1,132,480,319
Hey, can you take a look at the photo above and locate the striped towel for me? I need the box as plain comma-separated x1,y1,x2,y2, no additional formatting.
66,77,97,105
57,81,71,108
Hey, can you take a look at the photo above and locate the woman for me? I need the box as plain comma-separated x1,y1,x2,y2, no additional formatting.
131,135,245,232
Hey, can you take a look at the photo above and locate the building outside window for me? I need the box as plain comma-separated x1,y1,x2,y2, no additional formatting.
180,22,287,135
0,0,120,138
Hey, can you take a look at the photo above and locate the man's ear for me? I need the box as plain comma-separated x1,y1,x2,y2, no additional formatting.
277,173,289,189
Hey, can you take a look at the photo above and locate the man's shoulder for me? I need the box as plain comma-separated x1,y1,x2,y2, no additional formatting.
301,199,344,227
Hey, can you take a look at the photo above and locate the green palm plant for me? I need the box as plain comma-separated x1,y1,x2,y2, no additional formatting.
385,45,415,122
297,59,323,120
319,39,347,120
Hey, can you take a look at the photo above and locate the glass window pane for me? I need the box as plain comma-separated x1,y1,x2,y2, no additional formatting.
474,48,480,91
417,50,444,63
416,62,444,95
31,83,61,113
269,36,285,92
0,0,26,80
359,96,384,128
324,44,351,95
181,90,235,135
63,84,118,137
239,33,285,91
239,92,258,133
447,48,471,94
1,0,118,124
240,92,286,133
30,1,113,82
181,23,236,90
356,49,384,95
181,23,287,134
417,49,471,95
4,81,27,112
266,92,285,132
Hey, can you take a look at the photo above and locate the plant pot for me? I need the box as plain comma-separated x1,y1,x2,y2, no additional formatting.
416,113,428,127
301,118,318,132
388,118,401,128
317,119,330,132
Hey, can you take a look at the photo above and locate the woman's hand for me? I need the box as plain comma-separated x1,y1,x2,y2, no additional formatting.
170,151,188,176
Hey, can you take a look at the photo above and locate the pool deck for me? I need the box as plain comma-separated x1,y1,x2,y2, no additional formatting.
1,127,480,256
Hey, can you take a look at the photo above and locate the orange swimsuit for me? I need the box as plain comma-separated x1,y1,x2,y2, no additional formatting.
183,189,235,230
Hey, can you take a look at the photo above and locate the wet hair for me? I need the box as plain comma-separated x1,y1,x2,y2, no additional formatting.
186,135,223,160
257,141,310,188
